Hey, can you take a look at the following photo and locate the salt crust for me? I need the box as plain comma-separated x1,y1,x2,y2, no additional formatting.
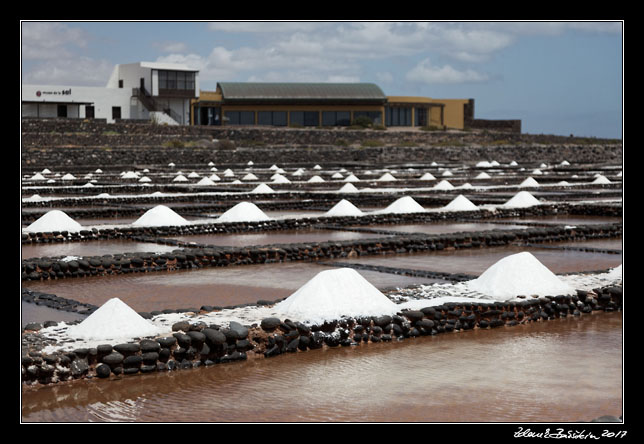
24,210,83,233
132,205,191,227
216,202,271,222
66,298,163,341
272,268,399,325
465,252,576,299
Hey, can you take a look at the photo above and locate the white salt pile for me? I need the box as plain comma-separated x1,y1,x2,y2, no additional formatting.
242,173,259,181
272,268,399,324
419,172,436,181
216,202,271,223
121,171,140,179
209,173,221,181
61,173,76,180
132,205,191,227
251,183,275,194
441,170,453,177
475,172,491,179
29,173,46,181
307,175,325,183
324,199,364,217
432,180,455,190
331,172,344,179
466,252,576,300
66,298,163,341
24,210,83,233
377,196,426,214
377,172,397,181
520,177,540,187
502,191,541,208
592,175,611,184
173,174,188,182
223,169,235,177
344,174,360,182
441,195,479,212
271,174,291,184
196,177,216,186
337,183,359,193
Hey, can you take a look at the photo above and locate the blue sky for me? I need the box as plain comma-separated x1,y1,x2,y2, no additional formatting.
21,21,623,139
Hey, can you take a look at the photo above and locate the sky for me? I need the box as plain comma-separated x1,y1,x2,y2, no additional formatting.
20,20,623,139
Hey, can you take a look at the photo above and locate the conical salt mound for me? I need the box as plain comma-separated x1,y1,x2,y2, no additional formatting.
441,195,479,212
502,191,541,208
519,177,540,187
466,252,576,300
132,205,191,227
196,177,216,186
216,202,270,222
66,298,163,341
378,196,426,214
25,210,83,233
273,268,399,324
419,172,436,181
324,199,364,217
251,183,275,194
337,183,359,193
432,180,454,190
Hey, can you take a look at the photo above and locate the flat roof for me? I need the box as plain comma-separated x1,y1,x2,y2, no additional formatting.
217,82,387,103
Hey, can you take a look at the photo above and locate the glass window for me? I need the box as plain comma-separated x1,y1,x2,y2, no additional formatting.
240,111,254,125
258,111,272,125
303,111,318,127
224,111,239,125
158,71,167,89
272,111,287,126
290,111,303,126
177,72,186,90
322,111,336,127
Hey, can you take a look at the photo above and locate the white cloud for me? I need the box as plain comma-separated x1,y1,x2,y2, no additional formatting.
21,22,89,60
22,57,114,86
406,58,489,84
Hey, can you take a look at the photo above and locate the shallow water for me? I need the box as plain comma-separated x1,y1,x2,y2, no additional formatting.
22,240,178,260
23,263,444,314
21,312,622,423
333,244,622,275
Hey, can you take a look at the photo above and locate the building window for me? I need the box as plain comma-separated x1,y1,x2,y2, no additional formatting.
85,106,95,119
158,70,195,91
118,80,123,88
224,110,254,125
57,105,67,118
354,111,381,125
258,111,287,126
322,111,351,126
386,107,411,126
112,106,121,120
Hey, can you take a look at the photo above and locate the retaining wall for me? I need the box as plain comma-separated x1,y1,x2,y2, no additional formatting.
21,284,622,386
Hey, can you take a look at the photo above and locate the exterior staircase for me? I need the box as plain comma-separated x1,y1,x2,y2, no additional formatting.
132,87,180,125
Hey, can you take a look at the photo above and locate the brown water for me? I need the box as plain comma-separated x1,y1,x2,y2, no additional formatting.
22,240,178,260
21,312,622,423
333,244,622,275
170,229,391,247
348,222,528,235
23,263,444,313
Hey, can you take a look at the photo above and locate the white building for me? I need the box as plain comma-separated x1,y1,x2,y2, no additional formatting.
21,62,199,125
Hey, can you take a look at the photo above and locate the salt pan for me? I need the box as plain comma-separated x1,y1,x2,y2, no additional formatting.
216,202,271,222
272,268,399,324
324,199,364,217
66,298,163,341
132,205,191,227
24,210,83,233
466,252,576,300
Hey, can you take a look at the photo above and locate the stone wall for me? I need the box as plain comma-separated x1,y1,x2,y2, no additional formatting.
21,118,622,167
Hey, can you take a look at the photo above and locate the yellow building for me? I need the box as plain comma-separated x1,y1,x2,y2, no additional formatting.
191,82,472,130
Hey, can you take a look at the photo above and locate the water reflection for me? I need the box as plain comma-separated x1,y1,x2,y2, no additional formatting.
22,312,622,423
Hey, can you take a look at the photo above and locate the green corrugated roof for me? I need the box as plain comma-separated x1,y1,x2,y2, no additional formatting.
217,82,387,102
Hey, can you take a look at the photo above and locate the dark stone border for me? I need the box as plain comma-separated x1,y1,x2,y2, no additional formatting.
21,284,622,386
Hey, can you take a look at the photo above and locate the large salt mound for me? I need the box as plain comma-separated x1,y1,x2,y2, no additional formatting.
272,268,399,324
132,205,191,227
441,195,479,212
419,172,436,181
502,191,541,208
324,199,364,217
433,180,454,190
25,210,83,233
66,298,163,341
216,202,271,222
466,252,576,300
377,196,426,214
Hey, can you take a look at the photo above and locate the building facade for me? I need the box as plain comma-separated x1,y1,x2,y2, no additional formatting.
22,62,199,124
